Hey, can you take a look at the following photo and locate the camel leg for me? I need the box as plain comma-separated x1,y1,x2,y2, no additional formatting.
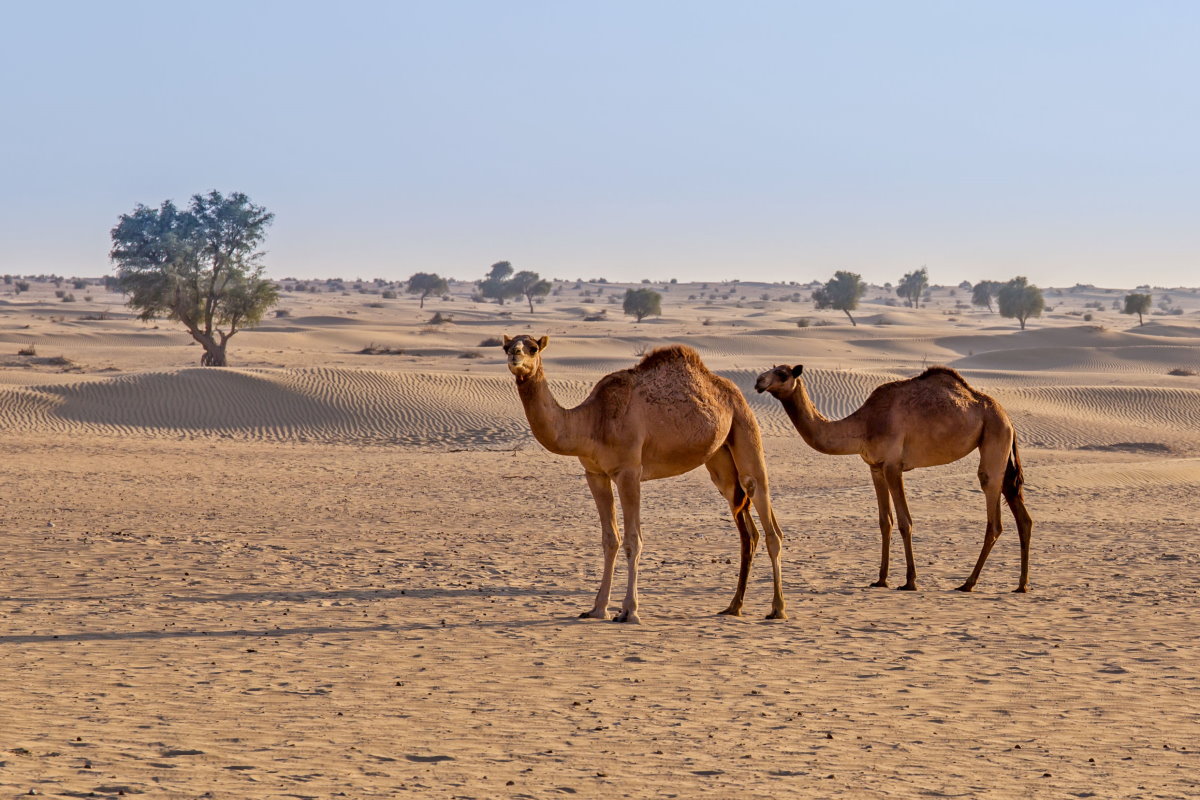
705,447,759,616
868,465,893,588
612,468,643,624
957,454,1007,592
883,464,918,590
1006,488,1033,593
581,470,621,619
728,440,787,619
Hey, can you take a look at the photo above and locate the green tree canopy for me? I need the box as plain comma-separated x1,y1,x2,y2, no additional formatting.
478,260,519,305
110,191,277,366
623,288,662,322
896,267,929,308
971,280,1000,312
812,270,867,326
997,276,1044,330
509,270,551,313
406,272,448,308
1123,292,1152,326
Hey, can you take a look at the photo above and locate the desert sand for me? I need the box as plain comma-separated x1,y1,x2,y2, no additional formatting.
2,277,1199,799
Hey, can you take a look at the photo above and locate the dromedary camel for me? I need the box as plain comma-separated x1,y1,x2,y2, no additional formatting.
503,335,788,622
755,364,1033,592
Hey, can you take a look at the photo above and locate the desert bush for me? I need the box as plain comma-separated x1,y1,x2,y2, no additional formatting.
358,343,404,355
80,311,111,321
459,351,483,359
479,337,503,347
274,308,291,317
583,314,606,322
54,289,66,298
796,317,811,328
1168,367,1197,376
427,311,451,325
381,290,398,299
61,293,76,302
365,302,386,308
17,344,36,356
73,279,88,290
1083,313,1093,322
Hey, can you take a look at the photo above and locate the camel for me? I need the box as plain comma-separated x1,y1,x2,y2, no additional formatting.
755,364,1032,592
503,334,788,622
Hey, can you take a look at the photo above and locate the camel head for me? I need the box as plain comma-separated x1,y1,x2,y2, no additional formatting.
502,334,549,379
755,364,803,396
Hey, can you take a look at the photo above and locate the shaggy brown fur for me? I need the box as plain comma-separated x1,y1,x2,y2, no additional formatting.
756,362,1033,592
503,335,788,622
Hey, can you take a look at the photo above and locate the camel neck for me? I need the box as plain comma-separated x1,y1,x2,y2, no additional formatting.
779,379,862,456
515,367,578,456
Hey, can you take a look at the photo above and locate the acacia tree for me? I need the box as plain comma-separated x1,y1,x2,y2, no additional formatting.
812,270,866,326
896,267,929,308
509,270,551,313
479,261,518,305
997,276,1044,330
971,280,1000,312
110,191,277,366
1123,292,1152,326
406,272,448,308
623,287,662,322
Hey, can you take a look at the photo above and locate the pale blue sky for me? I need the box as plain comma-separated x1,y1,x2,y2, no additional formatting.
1,1,1197,286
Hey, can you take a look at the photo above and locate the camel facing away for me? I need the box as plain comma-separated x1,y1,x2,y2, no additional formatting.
755,364,1032,592
503,335,788,622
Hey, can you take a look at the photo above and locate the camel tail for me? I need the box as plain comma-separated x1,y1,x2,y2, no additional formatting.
1002,436,1024,502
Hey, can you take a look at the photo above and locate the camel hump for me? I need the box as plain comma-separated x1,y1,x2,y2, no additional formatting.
915,365,970,385
634,344,711,374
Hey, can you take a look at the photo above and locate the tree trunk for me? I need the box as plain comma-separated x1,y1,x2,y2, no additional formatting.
843,309,857,326
527,295,534,313
420,294,425,308
195,333,228,366
1137,312,1143,326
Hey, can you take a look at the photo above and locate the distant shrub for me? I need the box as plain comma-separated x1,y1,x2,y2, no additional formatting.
1083,313,1093,322
381,290,398,299
1168,367,1197,376
274,308,291,318
365,302,386,308
80,311,111,321
357,343,404,355
54,289,66,298
17,344,36,356
459,351,483,359
83,295,93,302
479,337,503,347
796,317,811,328
61,293,76,302
427,311,451,325
72,279,88,290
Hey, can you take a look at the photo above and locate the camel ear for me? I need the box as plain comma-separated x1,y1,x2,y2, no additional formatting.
502,335,512,346
537,336,549,351
791,364,804,377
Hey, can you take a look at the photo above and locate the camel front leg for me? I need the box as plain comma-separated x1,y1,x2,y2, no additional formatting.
582,470,621,619
612,468,643,623
883,464,918,590
869,465,893,588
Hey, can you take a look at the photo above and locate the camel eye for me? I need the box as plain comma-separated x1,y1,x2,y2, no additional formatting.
528,346,537,354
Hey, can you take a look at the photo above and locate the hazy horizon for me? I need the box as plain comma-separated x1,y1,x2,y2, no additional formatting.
3,1,1197,287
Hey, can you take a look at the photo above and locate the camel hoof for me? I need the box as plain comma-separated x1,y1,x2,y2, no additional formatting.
869,580,889,588
1012,586,1028,594
612,610,642,624
897,583,918,591
717,607,742,617
764,610,788,621
579,609,607,619
954,583,974,593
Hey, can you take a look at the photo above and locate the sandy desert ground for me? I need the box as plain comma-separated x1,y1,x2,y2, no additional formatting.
2,276,1199,799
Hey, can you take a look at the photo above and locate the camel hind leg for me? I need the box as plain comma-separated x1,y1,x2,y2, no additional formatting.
1004,439,1033,592
956,434,1010,592
705,446,760,616
883,463,918,590
727,424,787,620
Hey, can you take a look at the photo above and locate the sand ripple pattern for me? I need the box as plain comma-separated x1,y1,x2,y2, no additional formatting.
0,367,1196,452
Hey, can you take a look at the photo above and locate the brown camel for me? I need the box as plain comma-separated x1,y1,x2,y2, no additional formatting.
503,334,787,622
755,364,1032,592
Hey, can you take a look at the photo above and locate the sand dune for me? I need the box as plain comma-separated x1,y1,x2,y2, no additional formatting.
2,278,1200,799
